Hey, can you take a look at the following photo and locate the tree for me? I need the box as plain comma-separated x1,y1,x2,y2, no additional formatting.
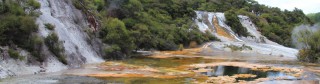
225,9,249,37
100,18,135,59
122,0,143,17
131,24,155,50
308,12,320,23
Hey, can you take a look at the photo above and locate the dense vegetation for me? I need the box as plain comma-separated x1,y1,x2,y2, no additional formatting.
0,0,43,60
300,12,320,63
0,0,312,62
74,0,218,59
194,0,311,46
193,0,310,47
297,28,320,63
308,12,320,23
225,9,249,37
74,0,311,59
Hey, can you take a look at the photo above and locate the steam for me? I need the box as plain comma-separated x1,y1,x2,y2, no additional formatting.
291,23,320,49
107,0,124,11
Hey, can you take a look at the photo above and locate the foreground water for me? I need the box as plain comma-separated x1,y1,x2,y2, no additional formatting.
1,48,319,84
199,65,296,81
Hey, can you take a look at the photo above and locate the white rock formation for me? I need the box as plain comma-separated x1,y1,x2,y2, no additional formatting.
0,0,104,79
195,11,298,58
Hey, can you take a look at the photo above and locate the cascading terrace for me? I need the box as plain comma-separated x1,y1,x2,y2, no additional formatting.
195,11,299,58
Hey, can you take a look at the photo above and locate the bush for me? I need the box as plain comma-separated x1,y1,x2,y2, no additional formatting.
225,9,249,37
103,45,124,59
44,23,55,30
307,12,320,23
100,18,135,59
45,33,67,64
27,0,41,9
298,49,319,62
8,49,24,60
0,0,44,63
72,0,105,12
297,29,320,63
76,0,310,58
224,44,252,52
28,35,45,62
72,0,84,10
0,15,38,46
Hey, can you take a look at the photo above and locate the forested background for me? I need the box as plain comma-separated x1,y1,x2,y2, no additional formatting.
73,0,311,59
0,0,314,60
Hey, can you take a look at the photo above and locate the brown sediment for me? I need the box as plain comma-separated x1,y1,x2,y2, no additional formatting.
88,73,145,78
160,48,202,56
190,62,302,74
87,73,180,79
212,16,235,40
80,46,307,84
92,60,197,79
190,62,304,84
232,74,257,78
149,48,202,59
206,76,237,84
99,62,161,72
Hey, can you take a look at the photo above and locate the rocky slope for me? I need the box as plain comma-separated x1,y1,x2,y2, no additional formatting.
0,0,104,79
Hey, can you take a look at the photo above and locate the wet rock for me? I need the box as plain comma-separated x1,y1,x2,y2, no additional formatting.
193,68,212,73
233,74,257,78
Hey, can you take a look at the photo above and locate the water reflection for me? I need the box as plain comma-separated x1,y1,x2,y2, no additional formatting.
201,65,296,81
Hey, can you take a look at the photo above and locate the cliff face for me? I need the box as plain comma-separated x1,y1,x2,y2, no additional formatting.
36,0,104,65
0,0,104,79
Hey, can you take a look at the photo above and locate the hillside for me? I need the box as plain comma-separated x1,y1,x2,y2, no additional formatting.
0,0,313,79
308,12,320,23
75,0,311,57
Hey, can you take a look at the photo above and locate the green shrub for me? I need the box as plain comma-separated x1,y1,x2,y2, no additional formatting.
8,3,25,16
8,49,24,60
44,23,55,30
225,9,249,37
103,45,123,59
0,0,43,63
45,33,67,64
100,18,135,59
224,44,252,52
307,12,320,23
72,0,105,12
297,29,320,63
72,0,84,10
0,15,38,46
27,0,41,9
75,0,310,58
28,35,45,62
298,49,319,62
